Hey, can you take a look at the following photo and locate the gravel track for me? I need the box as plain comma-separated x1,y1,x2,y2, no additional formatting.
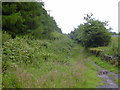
90,60,119,88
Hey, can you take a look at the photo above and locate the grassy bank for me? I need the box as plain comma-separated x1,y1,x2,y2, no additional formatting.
88,37,119,67
89,37,119,56
2,32,102,88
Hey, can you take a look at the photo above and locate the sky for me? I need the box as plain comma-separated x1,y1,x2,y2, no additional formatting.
42,0,119,34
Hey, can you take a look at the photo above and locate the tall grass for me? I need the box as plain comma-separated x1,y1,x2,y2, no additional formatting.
2,32,102,88
87,55,118,73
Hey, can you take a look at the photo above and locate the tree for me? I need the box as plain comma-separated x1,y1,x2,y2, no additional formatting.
2,2,61,38
70,13,111,47
2,2,43,36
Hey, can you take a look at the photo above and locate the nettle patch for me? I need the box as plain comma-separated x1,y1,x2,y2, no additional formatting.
2,37,54,66
2,36,73,67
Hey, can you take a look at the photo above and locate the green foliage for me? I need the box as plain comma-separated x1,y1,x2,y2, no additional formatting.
87,37,119,66
2,2,62,38
3,37,47,67
2,3,117,88
90,37,119,56
2,70,22,88
2,32,73,68
50,31,69,40
69,14,111,47
88,55,118,73
2,31,12,43
2,39,102,88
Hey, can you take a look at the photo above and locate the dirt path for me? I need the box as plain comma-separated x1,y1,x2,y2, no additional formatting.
90,60,118,88
79,48,119,88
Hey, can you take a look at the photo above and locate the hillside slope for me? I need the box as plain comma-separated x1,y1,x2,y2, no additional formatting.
2,2,118,88
2,31,102,88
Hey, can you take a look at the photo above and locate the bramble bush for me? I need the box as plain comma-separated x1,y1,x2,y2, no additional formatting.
2,32,74,74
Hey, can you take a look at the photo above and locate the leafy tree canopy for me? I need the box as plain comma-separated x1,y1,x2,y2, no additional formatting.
2,2,62,38
69,13,111,47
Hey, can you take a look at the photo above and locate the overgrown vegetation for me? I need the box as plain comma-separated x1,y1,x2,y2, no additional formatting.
2,1,119,88
69,13,119,67
2,2,61,38
2,32,103,88
88,37,119,66
91,37,119,56
69,13,111,47
88,37,119,56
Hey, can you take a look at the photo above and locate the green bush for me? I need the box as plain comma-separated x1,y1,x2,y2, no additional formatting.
69,14,111,47
2,31,12,43
2,32,75,88
3,37,43,67
2,34,74,67
2,2,61,38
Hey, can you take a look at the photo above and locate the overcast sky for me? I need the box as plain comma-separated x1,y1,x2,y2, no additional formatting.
42,0,119,34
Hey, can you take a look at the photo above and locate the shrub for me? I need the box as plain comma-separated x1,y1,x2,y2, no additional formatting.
70,14,111,48
3,37,43,67
2,31,12,43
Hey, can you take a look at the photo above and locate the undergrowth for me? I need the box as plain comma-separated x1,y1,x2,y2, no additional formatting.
90,37,119,56
85,53,118,73
2,32,102,88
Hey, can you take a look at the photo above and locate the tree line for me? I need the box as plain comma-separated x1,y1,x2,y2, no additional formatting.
2,2,113,48
69,13,112,47
2,1,62,38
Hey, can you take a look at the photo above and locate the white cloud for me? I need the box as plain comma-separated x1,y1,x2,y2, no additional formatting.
43,0,119,34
